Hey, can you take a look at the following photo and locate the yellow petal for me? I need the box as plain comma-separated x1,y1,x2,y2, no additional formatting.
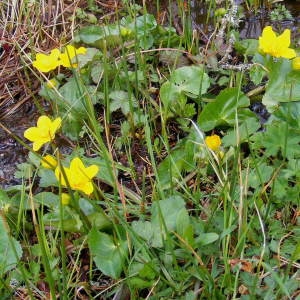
50,118,62,136
32,49,60,73
80,182,94,195
277,29,291,48
85,165,99,179
32,140,46,151
280,48,296,59
61,193,71,205
70,157,85,172
41,155,57,169
205,134,222,151
46,78,58,89
37,115,52,129
292,57,300,70
64,45,77,57
59,45,86,68
259,27,275,53
49,48,61,59
55,166,71,187
262,26,276,40
24,127,41,142
76,47,87,55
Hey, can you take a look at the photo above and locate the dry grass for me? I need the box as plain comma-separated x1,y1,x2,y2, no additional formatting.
0,0,120,120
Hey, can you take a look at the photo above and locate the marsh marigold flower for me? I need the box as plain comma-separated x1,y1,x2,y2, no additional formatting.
32,49,61,73
59,45,87,68
61,193,71,205
46,78,58,89
205,134,221,152
24,116,61,151
258,26,296,59
41,155,57,169
55,157,99,195
292,57,300,70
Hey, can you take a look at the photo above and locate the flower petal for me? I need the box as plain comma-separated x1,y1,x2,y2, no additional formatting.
41,155,57,169
37,116,52,129
85,165,99,179
55,166,71,187
70,157,85,172
24,127,41,142
33,140,46,151
80,182,94,195
50,118,62,137
292,57,300,70
49,48,61,59
277,29,291,49
280,48,296,59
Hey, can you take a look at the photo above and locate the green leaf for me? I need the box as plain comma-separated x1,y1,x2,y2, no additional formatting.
176,209,194,246
0,190,10,207
109,90,137,115
195,233,219,247
198,87,252,131
61,110,84,140
222,117,260,147
84,157,118,186
132,221,155,243
170,65,210,96
151,195,186,231
250,64,266,85
34,192,59,208
125,14,157,35
0,216,22,275
251,121,300,159
75,47,100,68
91,62,104,84
43,208,111,233
157,130,202,188
38,169,58,188
246,162,274,189
273,101,300,129
88,228,127,279
59,78,102,114
263,60,300,108
235,39,259,56
77,24,122,48
160,81,184,110
291,240,300,261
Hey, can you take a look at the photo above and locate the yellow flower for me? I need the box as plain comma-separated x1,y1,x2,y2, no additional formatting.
120,27,132,37
59,45,87,68
24,116,62,151
61,193,71,205
32,49,61,73
292,57,300,70
258,26,296,59
205,134,222,151
55,157,99,195
46,78,58,89
41,155,57,169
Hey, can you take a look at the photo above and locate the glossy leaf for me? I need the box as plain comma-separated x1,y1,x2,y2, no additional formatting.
263,60,300,108
198,87,253,131
88,228,127,279
0,216,22,275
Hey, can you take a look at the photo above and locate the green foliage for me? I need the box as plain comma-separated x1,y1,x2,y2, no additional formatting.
160,65,210,120
198,87,255,131
0,216,22,276
75,14,157,49
88,228,128,279
256,57,300,108
3,3,300,299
